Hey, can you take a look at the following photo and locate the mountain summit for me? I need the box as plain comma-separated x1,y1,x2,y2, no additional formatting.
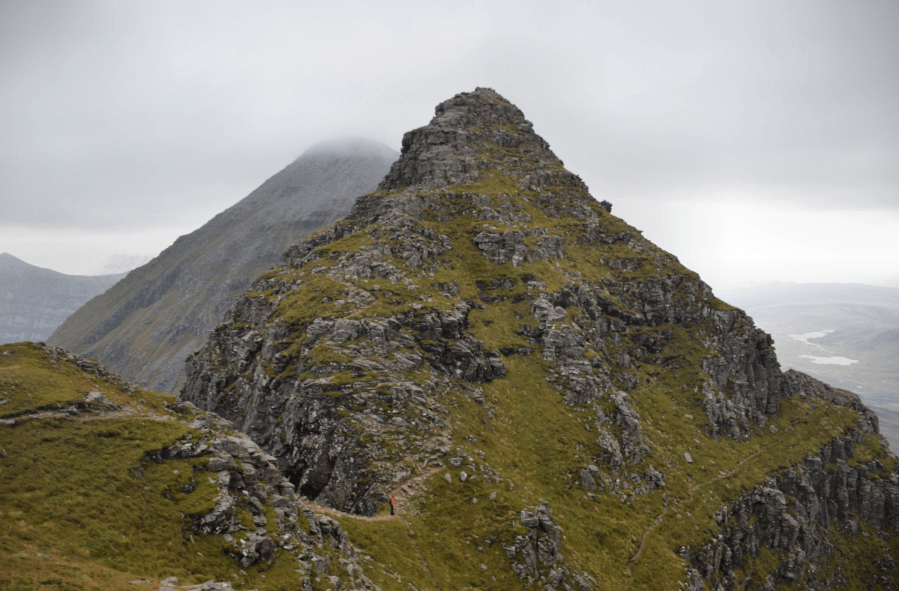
182,89,898,590
376,87,557,192
49,139,397,393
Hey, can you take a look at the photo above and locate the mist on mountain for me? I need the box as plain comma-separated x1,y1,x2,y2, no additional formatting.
49,138,398,394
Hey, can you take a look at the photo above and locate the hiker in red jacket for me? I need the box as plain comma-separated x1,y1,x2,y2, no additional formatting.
390,496,396,516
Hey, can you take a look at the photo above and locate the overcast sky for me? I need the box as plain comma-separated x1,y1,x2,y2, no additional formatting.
1,0,897,291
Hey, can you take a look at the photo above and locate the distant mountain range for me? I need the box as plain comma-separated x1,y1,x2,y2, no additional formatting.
0,253,124,344
49,138,398,394
725,282,899,450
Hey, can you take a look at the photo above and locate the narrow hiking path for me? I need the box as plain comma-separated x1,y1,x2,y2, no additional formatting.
302,467,445,590
333,278,378,320
2,401,174,424
627,404,817,577
627,505,669,575
627,445,768,575
302,466,443,522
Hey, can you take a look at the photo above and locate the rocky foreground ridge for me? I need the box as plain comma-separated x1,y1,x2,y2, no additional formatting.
0,341,384,590
180,88,899,590
50,139,397,395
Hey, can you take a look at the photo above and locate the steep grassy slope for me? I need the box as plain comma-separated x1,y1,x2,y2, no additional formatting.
49,139,397,394
182,89,899,590
0,342,385,591
0,253,123,344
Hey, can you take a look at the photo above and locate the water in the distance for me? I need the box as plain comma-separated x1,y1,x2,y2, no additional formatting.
798,354,859,365
789,329,835,347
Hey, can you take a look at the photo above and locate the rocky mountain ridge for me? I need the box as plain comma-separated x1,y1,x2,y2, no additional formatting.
49,139,397,394
181,89,899,589
722,282,899,450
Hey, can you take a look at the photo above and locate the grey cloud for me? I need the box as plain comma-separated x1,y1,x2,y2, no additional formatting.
1,0,897,234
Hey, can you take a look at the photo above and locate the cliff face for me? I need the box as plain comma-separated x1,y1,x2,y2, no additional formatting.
0,253,124,344
722,281,899,452
181,89,899,590
49,139,397,394
687,428,899,590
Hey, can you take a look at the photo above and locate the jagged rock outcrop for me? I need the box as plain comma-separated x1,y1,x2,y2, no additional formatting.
503,503,595,591
49,139,397,394
180,89,899,589
377,92,554,193
687,429,899,590
722,281,899,452
784,368,881,430
678,372,898,590
0,252,124,344
160,407,373,586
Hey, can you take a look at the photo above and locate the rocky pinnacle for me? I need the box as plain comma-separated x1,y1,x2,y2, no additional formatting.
181,88,899,590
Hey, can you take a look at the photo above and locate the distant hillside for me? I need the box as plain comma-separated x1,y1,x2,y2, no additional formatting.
725,282,899,449
49,138,398,394
0,253,123,344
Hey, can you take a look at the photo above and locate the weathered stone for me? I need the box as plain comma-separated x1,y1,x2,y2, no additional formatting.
611,391,649,464
85,391,119,409
505,504,592,589
688,429,899,589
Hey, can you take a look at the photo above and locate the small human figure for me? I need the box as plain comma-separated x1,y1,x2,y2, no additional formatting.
390,496,396,516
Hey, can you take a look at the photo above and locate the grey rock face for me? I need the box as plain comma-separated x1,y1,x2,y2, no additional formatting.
181,248,503,513
611,391,649,464
688,429,899,590
473,230,565,267
682,373,897,590
0,253,123,344
503,503,595,591
157,408,374,589
721,281,899,451
378,88,554,193
49,139,397,394
701,312,786,440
